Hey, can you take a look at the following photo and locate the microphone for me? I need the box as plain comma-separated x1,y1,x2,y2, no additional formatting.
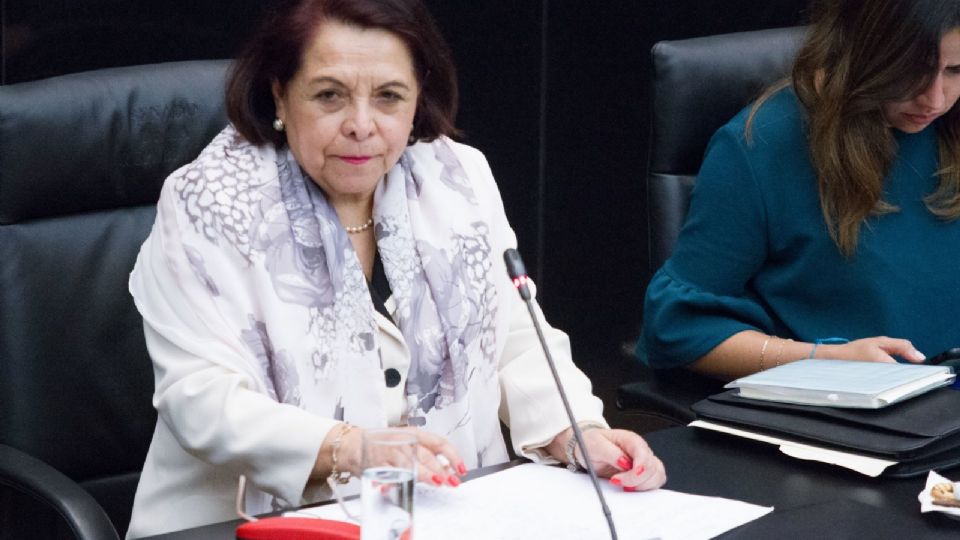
502,249,618,540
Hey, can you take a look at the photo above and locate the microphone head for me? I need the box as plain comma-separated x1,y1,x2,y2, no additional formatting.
503,249,532,300
503,249,527,280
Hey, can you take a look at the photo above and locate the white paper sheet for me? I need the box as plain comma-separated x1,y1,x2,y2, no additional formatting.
689,420,896,476
291,463,772,539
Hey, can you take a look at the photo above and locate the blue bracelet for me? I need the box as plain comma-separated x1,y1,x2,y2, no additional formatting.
809,337,849,358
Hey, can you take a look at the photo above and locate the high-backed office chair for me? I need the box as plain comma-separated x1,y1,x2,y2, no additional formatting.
0,60,230,539
617,27,806,428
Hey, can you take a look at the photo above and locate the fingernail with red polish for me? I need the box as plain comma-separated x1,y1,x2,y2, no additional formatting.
609,477,622,487
447,475,460,487
431,474,443,486
456,462,467,475
623,486,638,493
616,456,633,470
634,465,645,475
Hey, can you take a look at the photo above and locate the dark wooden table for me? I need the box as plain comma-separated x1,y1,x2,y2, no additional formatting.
145,426,960,539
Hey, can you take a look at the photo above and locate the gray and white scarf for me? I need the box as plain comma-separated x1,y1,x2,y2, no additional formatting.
155,125,510,463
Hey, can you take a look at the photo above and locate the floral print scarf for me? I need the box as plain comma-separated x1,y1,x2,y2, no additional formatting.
155,125,507,459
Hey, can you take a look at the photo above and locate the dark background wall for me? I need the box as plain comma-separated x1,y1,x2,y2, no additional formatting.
541,1,808,429
0,0,808,430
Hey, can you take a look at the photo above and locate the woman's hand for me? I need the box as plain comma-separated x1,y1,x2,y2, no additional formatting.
411,428,467,487
556,427,666,492
817,336,926,364
317,425,467,488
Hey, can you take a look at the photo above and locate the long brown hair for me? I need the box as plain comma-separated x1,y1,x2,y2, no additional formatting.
749,0,960,256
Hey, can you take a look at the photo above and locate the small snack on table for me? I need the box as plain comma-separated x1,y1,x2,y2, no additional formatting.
930,482,960,508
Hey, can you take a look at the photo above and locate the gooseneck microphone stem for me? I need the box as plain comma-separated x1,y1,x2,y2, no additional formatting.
503,249,617,540
521,300,618,539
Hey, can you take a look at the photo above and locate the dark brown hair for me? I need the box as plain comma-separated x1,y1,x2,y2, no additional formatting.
748,0,960,256
226,0,459,147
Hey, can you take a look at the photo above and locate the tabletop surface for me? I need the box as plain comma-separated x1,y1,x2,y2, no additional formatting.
647,427,959,539
144,426,960,539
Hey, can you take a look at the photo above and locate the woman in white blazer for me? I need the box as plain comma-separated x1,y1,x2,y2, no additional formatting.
126,0,665,536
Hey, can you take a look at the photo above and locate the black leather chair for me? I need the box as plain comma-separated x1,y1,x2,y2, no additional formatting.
0,60,230,539
617,27,807,428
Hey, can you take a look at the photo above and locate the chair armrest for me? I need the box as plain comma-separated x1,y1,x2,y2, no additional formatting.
0,444,119,540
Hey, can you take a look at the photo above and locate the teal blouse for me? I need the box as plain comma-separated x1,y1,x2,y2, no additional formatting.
638,88,960,369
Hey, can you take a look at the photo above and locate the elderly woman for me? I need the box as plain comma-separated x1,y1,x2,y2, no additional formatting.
126,0,664,537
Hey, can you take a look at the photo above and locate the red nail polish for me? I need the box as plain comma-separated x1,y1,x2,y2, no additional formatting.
457,462,467,475
634,465,645,475
447,475,460,487
623,486,638,493
431,474,443,486
616,456,632,470
609,477,622,487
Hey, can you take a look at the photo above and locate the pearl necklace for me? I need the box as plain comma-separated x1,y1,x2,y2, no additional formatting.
344,218,374,234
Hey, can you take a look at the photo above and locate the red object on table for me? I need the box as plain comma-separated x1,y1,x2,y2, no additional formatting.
235,517,361,540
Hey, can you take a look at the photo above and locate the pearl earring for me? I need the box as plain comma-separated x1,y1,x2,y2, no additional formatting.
272,118,285,132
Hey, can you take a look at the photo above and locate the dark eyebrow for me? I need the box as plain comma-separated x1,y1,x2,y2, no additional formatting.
376,81,412,92
304,77,412,92
305,76,347,88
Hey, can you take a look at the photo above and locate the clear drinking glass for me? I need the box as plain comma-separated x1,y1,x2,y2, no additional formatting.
360,428,416,540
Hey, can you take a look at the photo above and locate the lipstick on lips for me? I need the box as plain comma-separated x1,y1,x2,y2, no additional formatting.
339,155,372,165
904,112,937,125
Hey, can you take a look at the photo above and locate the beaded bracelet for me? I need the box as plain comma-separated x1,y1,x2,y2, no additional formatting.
809,337,850,359
330,423,354,485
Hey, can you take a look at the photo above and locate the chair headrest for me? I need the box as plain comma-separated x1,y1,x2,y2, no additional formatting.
649,26,806,175
0,60,231,224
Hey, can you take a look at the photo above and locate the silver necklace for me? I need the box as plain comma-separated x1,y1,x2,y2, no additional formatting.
344,218,374,234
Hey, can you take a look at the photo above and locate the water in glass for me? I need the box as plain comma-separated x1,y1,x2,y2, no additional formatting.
360,466,414,540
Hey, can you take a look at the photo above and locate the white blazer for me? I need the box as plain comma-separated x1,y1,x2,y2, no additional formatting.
126,136,606,539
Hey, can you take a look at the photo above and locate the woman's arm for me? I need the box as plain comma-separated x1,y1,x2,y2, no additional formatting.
142,322,334,505
691,329,927,380
640,125,773,370
496,292,608,461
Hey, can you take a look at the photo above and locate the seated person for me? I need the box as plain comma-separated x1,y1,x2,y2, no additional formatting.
126,0,665,537
639,0,960,381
